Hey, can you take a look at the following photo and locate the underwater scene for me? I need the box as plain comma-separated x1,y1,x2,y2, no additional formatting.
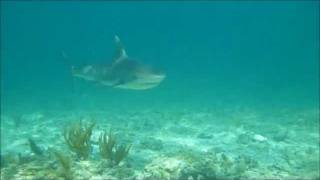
1,1,319,180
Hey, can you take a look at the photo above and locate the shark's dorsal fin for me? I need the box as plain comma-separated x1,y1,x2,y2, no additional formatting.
112,35,128,65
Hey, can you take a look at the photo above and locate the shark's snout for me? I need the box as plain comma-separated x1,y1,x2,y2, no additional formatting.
147,73,166,82
131,71,166,88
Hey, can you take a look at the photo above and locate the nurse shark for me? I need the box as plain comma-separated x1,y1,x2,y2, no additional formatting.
71,36,165,90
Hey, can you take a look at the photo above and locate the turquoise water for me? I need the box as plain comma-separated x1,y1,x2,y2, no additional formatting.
1,1,319,180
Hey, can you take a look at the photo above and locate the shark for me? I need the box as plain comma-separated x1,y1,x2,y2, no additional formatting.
71,36,166,90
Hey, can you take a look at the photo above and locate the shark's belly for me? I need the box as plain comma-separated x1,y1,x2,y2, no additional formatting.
114,82,162,90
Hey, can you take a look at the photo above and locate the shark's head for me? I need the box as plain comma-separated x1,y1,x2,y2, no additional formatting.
114,64,166,90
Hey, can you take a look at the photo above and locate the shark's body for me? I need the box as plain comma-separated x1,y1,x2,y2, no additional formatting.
72,36,165,90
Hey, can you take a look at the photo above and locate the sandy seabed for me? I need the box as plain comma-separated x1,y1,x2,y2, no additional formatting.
1,105,319,180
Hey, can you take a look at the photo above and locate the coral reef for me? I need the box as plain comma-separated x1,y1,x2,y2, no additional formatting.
63,121,95,159
113,144,132,165
98,130,132,166
98,130,116,160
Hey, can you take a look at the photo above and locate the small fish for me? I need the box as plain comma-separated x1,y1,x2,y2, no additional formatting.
28,138,43,156
72,36,166,90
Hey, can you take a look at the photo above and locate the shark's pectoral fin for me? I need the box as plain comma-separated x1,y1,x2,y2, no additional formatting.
112,35,128,66
110,74,137,88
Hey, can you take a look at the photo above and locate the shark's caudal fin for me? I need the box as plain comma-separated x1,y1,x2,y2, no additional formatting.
112,35,128,65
